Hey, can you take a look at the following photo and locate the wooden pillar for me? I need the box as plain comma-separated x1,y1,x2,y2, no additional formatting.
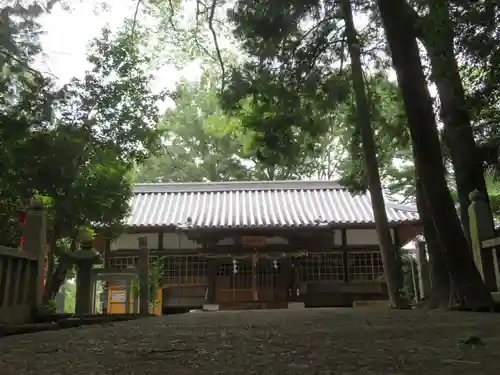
280,256,290,301
409,258,419,303
415,241,430,300
22,199,47,311
207,258,217,303
134,292,139,313
102,238,111,313
138,236,150,316
158,232,164,251
125,279,131,314
393,228,405,290
103,238,111,268
341,229,349,283
251,253,258,301
468,190,497,291
203,239,217,304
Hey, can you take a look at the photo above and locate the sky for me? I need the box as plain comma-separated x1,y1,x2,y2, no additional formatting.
35,0,202,95
35,1,419,103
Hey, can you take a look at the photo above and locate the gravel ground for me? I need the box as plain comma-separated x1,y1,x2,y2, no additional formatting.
1,308,500,375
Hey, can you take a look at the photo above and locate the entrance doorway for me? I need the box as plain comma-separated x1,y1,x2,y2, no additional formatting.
215,255,288,303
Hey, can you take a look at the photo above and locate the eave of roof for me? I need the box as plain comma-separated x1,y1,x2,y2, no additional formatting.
124,180,419,230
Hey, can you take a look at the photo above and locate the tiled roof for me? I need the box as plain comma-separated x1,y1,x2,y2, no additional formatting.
126,180,419,229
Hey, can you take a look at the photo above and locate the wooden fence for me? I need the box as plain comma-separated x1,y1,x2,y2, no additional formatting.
0,200,46,324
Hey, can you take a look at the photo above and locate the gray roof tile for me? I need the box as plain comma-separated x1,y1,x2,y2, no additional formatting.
127,180,419,229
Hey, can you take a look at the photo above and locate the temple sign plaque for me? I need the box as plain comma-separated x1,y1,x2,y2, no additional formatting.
242,236,267,247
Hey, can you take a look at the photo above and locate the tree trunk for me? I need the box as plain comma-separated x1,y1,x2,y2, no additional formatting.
414,0,494,244
42,236,75,303
376,0,494,309
43,262,70,302
341,0,406,308
43,239,56,302
415,171,451,309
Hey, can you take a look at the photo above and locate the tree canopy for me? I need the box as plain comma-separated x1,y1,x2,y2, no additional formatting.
1,0,499,309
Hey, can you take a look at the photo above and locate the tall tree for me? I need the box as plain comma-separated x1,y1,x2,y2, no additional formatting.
401,0,495,244
41,25,164,300
340,0,405,307
1,19,164,299
137,70,324,183
137,72,252,182
376,0,493,309
0,1,55,245
207,0,496,308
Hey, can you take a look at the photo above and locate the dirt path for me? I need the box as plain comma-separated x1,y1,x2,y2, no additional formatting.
1,308,500,374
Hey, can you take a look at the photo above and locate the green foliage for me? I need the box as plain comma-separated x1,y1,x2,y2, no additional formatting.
218,0,413,194
79,26,165,164
0,2,55,245
136,70,326,182
43,299,57,315
149,259,164,308
131,258,164,308
485,169,500,221
456,2,499,169
219,0,348,169
138,71,252,182
1,15,165,296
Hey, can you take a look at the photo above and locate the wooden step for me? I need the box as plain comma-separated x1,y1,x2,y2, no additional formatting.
352,300,389,309
218,301,289,311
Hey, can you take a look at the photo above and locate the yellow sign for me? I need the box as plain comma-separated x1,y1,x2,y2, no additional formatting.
111,291,126,303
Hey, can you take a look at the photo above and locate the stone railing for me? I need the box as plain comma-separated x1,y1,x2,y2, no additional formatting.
0,200,46,324
468,190,500,297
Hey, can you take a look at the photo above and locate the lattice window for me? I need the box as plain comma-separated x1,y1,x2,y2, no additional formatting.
301,253,345,282
109,256,137,269
347,252,384,281
217,263,232,276
257,259,281,289
216,259,253,289
163,255,208,285
109,255,162,270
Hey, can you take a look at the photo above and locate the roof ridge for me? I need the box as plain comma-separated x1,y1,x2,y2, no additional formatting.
133,180,346,193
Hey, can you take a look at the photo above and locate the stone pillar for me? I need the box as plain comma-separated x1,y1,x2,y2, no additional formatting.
55,289,65,313
415,241,430,300
75,260,93,315
22,199,47,311
468,190,497,291
138,237,150,316
73,242,101,315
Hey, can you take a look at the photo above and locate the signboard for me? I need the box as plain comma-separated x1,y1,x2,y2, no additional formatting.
242,236,267,247
111,291,126,303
